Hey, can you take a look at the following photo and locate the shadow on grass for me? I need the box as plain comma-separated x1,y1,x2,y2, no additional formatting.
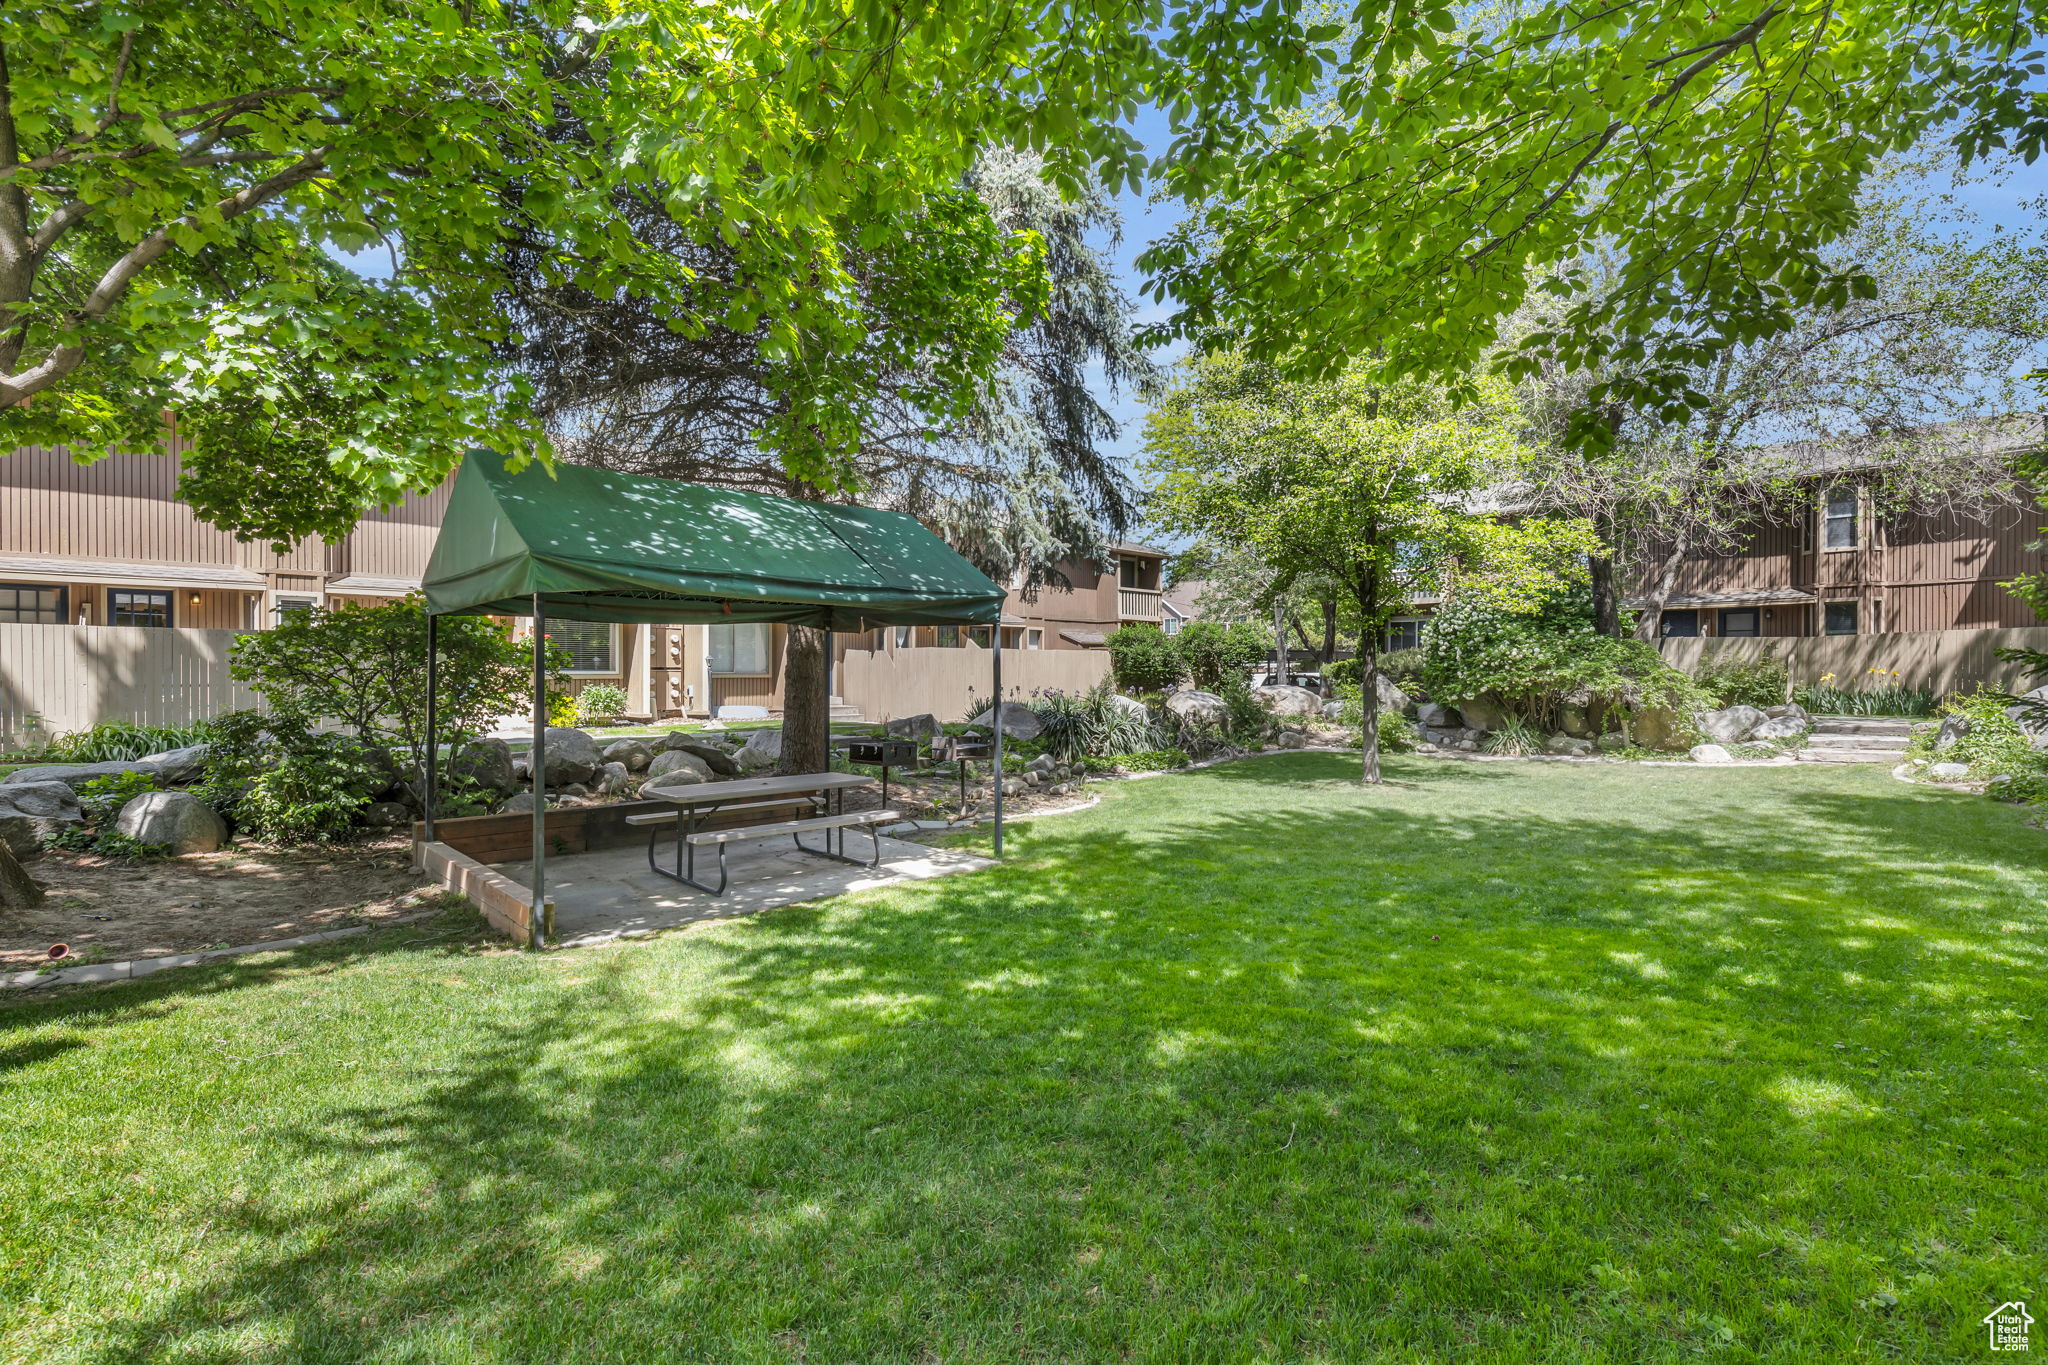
12,757,2046,1361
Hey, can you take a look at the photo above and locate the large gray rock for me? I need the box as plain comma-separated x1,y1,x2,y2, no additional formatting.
2,760,147,789
1930,761,1971,782
666,738,743,776
647,749,715,783
886,713,943,743
642,769,709,798
1323,700,1346,720
1765,702,1810,721
359,800,412,831
1934,714,1973,752
1454,695,1506,730
735,728,784,771
449,738,518,794
1750,715,1809,741
344,741,405,798
0,780,83,859
602,739,654,773
1375,674,1415,718
1544,733,1596,756
115,790,227,854
497,791,548,814
1252,685,1322,717
1025,753,1056,775
1106,693,1152,721
1697,705,1767,745
1416,702,1462,729
967,700,1044,740
2006,685,2048,749
593,761,632,796
136,743,211,785
538,727,601,787
1688,743,1736,765
1165,690,1229,726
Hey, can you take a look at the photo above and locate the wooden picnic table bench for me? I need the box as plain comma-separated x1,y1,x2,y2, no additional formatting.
626,771,898,896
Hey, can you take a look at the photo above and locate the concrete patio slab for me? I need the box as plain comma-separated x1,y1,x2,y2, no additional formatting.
493,831,993,947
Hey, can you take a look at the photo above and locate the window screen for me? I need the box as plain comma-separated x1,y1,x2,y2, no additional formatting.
547,620,616,672
1718,609,1760,637
1659,610,1699,638
0,583,65,624
109,589,172,627
708,622,769,674
1824,601,1858,636
1385,619,1423,652
1824,488,1859,549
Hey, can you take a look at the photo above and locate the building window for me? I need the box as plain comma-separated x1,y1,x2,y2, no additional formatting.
1824,600,1859,636
1824,486,1859,549
1719,608,1760,638
893,625,912,649
969,625,993,648
1027,628,1043,649
1118,558,1143,588
109,589,172,628
707,622,769,674
1385,618,1423,652
548,619,618,673
272,594,320,622
0,583,66,624
1659,610,1699,638
1161,614,1184,636
935,624,962,648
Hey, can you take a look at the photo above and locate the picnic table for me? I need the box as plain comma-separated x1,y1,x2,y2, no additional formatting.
626,771,898,896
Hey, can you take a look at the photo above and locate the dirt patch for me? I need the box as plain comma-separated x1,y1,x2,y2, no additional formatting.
1,838,436,970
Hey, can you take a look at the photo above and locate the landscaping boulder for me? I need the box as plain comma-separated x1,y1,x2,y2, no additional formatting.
447,738,518,796
1598,732,1629,752
0,781,82,860
498,791,547,814
1454,695,1507,731
539,727,602,787
735,728,783,771
1165,690,1229,726
1750,715,1809,741
1276,730,1308,749
115,790,227,854
1765,703,1810,721
1934,714,1973,752
1544,733,1595,756
359,800,411,831
1375,674,1415,718
1930,761,1971,782
666,738,743,776
1252,684,1322,717
593,761,632,796
967,700,1045,740
1697,705,1767,744
1106,693,1151,721
602,739,654,773
1558,706,1595,738
887,713,943,743
648,749,715,784
2,759,148,789
1416,702,1462,730
345,741,405,798
1322,700,1346,720
1688,743,1736,765
2006,685,2048,749
136,743,211,785
1631,708,1683,750
1026,753,1056,775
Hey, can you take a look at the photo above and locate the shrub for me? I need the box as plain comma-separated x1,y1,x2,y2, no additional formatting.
1217,678,1273,745
1087,748,1191,773
575,683,629,725
1904,687,2046,786
1694,649,1789,709
1174,621,1267,690
1031,683,1162,761
25,720,210,763
1376,711,1420,754
43,771,170,858
1418,590,1712,744
196,711,375,845
229,595,558,773
1377,649,1424,685
1103,625,1184,693
1480,717,1546,756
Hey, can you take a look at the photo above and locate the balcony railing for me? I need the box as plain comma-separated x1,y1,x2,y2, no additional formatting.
1118,587,1162,620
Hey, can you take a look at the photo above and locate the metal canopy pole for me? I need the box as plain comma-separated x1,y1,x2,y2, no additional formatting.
992,625,1004,857
530,594,549,948
423,613,439,845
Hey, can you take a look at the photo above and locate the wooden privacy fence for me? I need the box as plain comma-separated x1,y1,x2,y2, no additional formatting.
0,622,259,743
837,643,1114,723
1658,625,2048,697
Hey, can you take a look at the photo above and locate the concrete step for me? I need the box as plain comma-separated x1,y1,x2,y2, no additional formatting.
828,704,864,722
1810,717,1917,737
1805,732,1910,751
1796,748,1905,764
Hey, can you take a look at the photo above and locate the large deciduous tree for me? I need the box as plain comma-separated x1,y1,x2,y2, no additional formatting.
1145,1,2048,438
0,0,1323,547
1144,357,1597,783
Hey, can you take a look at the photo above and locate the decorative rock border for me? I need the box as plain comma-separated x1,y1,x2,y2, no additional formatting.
3,909,441,993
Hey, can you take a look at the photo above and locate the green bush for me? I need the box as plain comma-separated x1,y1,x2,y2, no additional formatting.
23,720,210,764
1103,625,1184,693
197,711,375,845
1217,678,1273,745
1904,688,2046,786
42,771,171,858
1084,748,1190,773
1031,683,1162,761
1376,711,1420,754
1418,590,1712,745
1794,668,1937,717
1174,621,1267,690
1480,717,1546,756
1694,649,1789,709
1377,649,1424,685
575,683,629,725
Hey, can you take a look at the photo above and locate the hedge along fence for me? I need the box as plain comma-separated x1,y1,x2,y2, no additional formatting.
1657,625,2048,698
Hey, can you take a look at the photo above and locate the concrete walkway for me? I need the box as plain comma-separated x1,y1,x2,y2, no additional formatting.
494,832,993,947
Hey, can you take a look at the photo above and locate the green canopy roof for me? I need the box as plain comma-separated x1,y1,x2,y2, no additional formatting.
422,454,1006,627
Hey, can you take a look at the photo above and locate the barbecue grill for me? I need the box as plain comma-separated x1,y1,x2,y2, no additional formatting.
835,736,919,802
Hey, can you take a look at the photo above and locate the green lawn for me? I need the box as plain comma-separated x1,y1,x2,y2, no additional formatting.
2,755,2042,1362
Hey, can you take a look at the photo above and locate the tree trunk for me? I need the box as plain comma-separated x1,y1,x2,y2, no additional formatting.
1589,552,1623,638
0,842,46,909
776,624,832,776
1358,575,1382,786
1634,537,1691,642
1320,599,1338,668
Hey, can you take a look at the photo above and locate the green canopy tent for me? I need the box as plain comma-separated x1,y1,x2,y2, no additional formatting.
419,454,1010,945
